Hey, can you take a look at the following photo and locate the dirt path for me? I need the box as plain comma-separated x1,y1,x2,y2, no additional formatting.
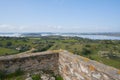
19,48,35,54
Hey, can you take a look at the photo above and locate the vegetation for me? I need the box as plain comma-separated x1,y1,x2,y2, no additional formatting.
55,75,63,80
0,69,24,80
32,74,41,80
0,36,120,70
0,69,63,80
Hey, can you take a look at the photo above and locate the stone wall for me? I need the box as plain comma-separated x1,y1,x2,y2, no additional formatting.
0,50,120,80
0,51,59,74
59,50,120,80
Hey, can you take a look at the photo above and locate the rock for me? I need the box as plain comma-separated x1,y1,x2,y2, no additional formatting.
25,77,33,80
92,72,101,79
49,77,55,80
27,73,31,77
41,74,49,80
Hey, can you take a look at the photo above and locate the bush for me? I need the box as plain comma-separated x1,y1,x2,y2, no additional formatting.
55,75,63,80
0,70,6,80
33,44,53,52
6,68,24,78
85,44,91,47
0,43,3,47
81,48,92,55
6,42,12,47
0,69,24,80
32,74,41,80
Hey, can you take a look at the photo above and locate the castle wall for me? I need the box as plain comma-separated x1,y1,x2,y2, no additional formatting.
59,51,120,80
0,50,120,80
0,51,59,74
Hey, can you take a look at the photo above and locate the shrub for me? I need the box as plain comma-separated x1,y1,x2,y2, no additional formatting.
55,75,63,80
0,70,6,80
6,69,24,78
81,48,92,55
32,74,41,80
6,42,12,47
85,44,91,47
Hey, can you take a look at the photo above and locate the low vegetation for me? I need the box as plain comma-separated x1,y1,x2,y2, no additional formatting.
0,36,120,70
0,69,63,80
0,68,24,80
32,74,41,80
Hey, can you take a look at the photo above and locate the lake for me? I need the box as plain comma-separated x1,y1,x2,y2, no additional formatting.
0,33,120,40
77,35,120,40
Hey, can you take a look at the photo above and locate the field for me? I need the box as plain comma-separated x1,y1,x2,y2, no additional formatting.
0,36,120,69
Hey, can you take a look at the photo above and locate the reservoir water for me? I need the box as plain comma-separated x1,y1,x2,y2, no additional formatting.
77,35,120,40
0,33,120,40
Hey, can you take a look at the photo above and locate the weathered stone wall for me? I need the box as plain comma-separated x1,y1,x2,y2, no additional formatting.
59,50,120,80
0,51,59,74
0,50,120,80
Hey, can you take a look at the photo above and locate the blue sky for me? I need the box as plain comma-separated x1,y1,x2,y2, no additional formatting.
0,0,120,32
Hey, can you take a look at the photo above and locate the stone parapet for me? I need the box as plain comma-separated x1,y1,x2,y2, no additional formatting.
0,50,120,80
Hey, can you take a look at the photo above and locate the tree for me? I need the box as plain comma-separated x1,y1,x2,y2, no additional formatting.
0,43,3,47
81,48,92,55
6,42,12,47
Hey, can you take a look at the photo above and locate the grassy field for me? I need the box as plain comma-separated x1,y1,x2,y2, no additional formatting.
0,36,120,69
0,47,19,55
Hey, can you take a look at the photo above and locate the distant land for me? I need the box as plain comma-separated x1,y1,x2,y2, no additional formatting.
0,32,120,40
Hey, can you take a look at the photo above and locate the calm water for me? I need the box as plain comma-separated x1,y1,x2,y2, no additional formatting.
77,35,120,40
61,34,120,40
0,33,120,40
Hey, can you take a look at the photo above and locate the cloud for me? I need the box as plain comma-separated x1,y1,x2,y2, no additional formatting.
0,24,63,32
0,24,117,33
47,25,62,29
0,24,18,32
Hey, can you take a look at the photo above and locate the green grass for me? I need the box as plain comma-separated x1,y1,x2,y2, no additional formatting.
0,47,19,56
0,37,120,69
32,74,41,80
5,76,25,80
55,75,63,80
0,69,24,80
0,36,120,80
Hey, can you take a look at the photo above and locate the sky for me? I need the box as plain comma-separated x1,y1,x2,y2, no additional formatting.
0,0,120,33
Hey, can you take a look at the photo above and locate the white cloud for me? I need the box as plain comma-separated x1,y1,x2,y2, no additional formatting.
0,24,117,33
0,24,63,32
